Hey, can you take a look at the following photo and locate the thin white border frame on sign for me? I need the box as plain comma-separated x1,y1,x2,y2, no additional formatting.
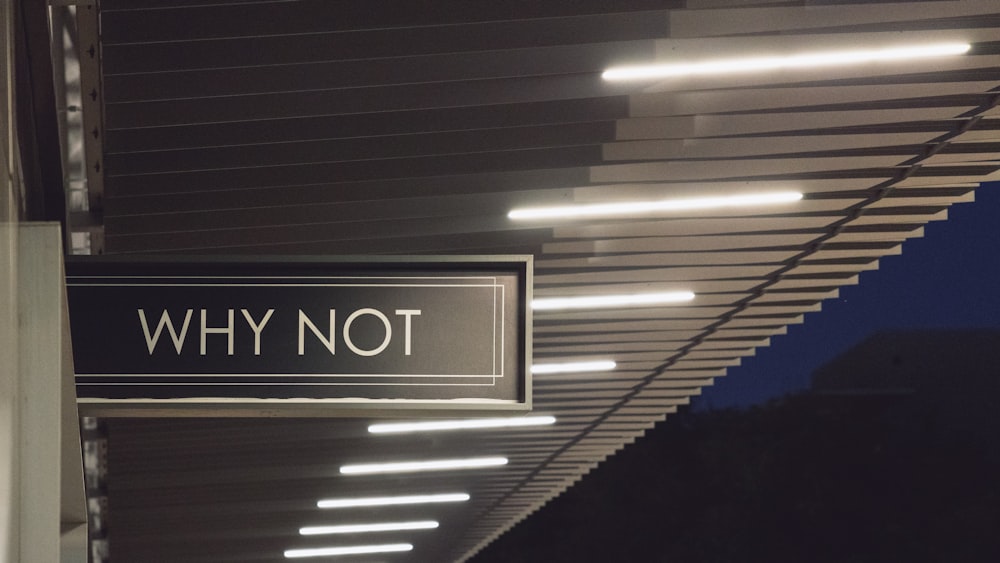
65,255,532,417
68,278,505,383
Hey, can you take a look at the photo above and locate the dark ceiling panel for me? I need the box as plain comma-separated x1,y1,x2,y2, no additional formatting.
99,1,680,43
104,122,617,175
101,12,667,73
104,98,630,153
102,41,658,100
104,74,632,128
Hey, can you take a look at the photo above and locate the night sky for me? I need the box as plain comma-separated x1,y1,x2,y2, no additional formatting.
696,180,1000,410
472,181,1000,563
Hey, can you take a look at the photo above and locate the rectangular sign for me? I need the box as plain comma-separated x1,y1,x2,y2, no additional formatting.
65,256,531,416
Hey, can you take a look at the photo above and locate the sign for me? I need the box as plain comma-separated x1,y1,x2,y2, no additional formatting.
65,256,531,416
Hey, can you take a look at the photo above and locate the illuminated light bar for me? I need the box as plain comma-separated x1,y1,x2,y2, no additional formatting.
317,492,469,509
531,360,616,374
300,521,439,536
369,416,556,434
533,291,694,311
340,456,508,475
602,42,971,81
508,192,802,221
284,543,412,559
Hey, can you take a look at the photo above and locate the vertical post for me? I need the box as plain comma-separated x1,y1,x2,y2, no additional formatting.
1,224,87,563
18,224,65,562
0,224,20,563
0,0,21,559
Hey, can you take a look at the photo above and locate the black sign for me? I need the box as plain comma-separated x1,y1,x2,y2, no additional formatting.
65,257,531,415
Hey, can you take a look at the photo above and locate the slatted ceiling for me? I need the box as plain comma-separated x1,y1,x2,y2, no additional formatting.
589,158,914,183
106,214,531,253
684,108,975,135
925,153,1000,165
957,129,1000,141
106,126,615,177
105,76,637,130
107,192,559,233
754,290,838,304
85,1,1000,561
604,132,938,161
538,249,805,268
848,209,950,226
548,382,704,394
709,326,787,337
534,320,717,334
166,232,546,257
898,169,1000,185
542,233,816,253
650,27,996,59
871,191,976,208
102,42,648,102
552,216,842,238
616,111,963,139
105,101,631,157
641,60,1000,96
769,276,858,291
672,1,1000,36
539,307,733,324
109,154,599,198
569,180,880,202
973,117,1000,130
632,80,1000,115
101,1,679,42
535,281,763,295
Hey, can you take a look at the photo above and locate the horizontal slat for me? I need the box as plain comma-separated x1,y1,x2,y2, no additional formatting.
670,1,1000,37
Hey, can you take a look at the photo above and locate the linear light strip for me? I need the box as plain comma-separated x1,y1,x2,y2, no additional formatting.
508,191,802,220
369,416,556,434
340,456,508,475
531,360,616,374
532,291,694,311
317,492,470,509
284,543,413,559
602,42,971,81
300,521,439,536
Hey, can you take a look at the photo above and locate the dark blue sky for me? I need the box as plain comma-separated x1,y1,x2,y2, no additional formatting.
695,181,1000,410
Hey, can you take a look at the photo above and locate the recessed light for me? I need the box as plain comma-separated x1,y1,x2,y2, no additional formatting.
531,360,616,374
317,492,470,509
602,42,971,81
300,520,439,536
340,456,509,475
533,291,694,311
368,416,556,434
284,543,413,559
508,191,802,220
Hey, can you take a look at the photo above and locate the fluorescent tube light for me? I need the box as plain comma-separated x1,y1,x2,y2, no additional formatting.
602,42,971,81
508,191,802,220
284,543,412,558
300,520,439,536
340,456,508,475
369,416,556,434
533,291,694,311
531,360,616,374
317,492,469,509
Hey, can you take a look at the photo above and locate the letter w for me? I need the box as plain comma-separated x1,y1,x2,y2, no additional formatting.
138,309,193,355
